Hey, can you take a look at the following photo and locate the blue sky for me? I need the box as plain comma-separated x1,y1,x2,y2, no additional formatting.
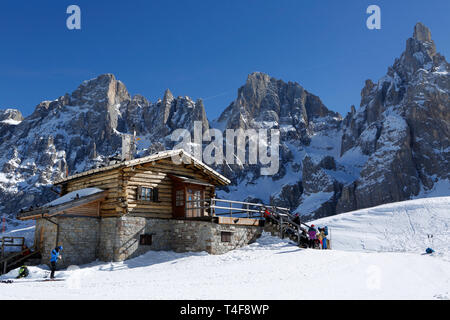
0,0,449,120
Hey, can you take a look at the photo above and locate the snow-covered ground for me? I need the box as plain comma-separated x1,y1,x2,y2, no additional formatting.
1,197,449,300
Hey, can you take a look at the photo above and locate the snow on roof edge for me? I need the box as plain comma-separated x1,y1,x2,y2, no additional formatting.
54,149,230,186
43,187,105,207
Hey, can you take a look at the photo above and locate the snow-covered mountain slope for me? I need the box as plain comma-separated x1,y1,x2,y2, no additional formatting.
0,23,448,222
311,197,450,255
1,197,449,299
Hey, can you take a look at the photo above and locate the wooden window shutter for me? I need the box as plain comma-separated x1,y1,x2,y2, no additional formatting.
153,188,159,202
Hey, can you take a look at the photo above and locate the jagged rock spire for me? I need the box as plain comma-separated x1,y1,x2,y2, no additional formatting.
413,22,432,43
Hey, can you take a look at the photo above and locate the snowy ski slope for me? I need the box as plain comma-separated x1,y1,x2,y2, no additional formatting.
0,197,449,299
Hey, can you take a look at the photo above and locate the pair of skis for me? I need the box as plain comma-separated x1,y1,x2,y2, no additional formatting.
1,278,66,284
1,272,66,284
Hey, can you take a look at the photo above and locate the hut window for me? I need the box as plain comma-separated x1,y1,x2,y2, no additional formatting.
137,187,159,202
176,190,184,206
140,234,152,246
221,231,232,243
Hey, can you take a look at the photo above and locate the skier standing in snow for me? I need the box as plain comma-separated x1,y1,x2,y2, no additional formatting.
308,225,317,248
50,246,63,279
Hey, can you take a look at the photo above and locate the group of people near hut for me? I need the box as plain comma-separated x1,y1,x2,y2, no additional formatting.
266,210,330,249
307,224,329,249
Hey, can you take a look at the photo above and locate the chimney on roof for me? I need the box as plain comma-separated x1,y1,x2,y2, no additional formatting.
121,128,137,162
121,134,133,161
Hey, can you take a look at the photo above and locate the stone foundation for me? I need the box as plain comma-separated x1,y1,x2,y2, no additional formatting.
35,217,100,267
35,216,263,266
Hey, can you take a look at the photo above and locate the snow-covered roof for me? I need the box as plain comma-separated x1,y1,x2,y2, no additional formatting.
17,188,108,220
43,188,104,207
54,149,230,186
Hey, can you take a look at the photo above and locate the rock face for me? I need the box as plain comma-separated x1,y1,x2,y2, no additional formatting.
213,71,342,208
0,23,448,222
0,109,23,138
215,23,449,219
217,72,340,143
337,22,449,213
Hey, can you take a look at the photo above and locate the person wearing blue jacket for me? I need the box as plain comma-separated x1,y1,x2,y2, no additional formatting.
50,246,63,279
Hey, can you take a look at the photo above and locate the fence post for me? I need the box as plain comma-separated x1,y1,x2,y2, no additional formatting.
280,216,283,239
229,202,232,217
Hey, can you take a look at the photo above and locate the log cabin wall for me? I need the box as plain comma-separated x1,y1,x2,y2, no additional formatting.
124,159,216,219
60,159,218,219
62,169,124,217
62,201,100,217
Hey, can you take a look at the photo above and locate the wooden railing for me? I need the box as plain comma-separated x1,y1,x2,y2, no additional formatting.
184,198,290,219
0,245,40,275
1,236,25,257
183,198,328,248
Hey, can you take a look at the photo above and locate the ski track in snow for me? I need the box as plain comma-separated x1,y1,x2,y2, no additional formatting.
0,197,449,299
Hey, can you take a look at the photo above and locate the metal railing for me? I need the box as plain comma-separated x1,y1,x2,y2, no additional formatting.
184,198,290,219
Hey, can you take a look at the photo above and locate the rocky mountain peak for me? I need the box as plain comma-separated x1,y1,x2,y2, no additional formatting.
0,108,23,137
413,22,433,43
217,71,339,137
337,23,449,215
0,108,23,122
162,89,174,104
71,73,130,107
401,23,438,76
245,72,271,89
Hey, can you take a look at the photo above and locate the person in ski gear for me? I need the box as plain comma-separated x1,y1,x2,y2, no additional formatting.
308,225,317,248
300,230,309,248
21,244,31,257
323,226,330,249
50,246,63,279
292,213,300,225
16,265,29,279
425,248,434,254
317,228,323,248
320,228,328,249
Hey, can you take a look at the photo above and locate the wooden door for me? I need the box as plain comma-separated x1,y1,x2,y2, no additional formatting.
173,186,186,218
172,183,205,218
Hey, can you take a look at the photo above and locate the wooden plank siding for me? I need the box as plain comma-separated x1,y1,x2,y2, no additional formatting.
123,160,216,218
62,201,100,217
60,159,217,219
62,169,124,217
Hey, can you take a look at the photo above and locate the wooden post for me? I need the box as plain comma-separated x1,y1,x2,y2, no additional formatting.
280,216,284,239
39,227,44,251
